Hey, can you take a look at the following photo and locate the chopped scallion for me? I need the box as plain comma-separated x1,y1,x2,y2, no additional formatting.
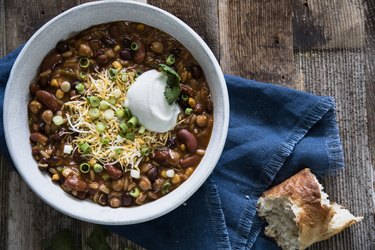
89,96,100,107
140,147,150,156
101,137,110,145
109,68,118,80
166,54,175,65
161,181,171,195
138,126,146,134
119,122,128,132
103,109,114,120
79,163,90,173
79,71,87,80
75,83,85,93
93,163,103,173
115,109,125,118
89,108,100,119
127,116,138,128
108,97,117,105
79,58,90,68
79,142,90,153
125,132,135,141
99,100,110,110
130,187,140,197
102,173,110,181
181,94,188,101
52,115,64,126
124,108,132,118
130,42,139,51
96,122,106,133
185,108,193,115
114,148,122,154
113,89,122,99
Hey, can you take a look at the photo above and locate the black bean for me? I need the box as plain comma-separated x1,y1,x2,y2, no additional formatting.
171,48,180,57
147,167,158,182
101,36,116,47
48,156,62,167
191,65,202,79
55,41,69,53
38,122,46,132
119,49,133,60
122,37,132,48
122,193,133,207
52,128,66,142
166,138,176,149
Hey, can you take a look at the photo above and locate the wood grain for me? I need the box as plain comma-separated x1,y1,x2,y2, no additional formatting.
148,0,220,59
219,0,295,86
293,0,375,249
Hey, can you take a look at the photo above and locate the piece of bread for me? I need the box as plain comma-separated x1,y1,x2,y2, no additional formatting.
257,168,363,250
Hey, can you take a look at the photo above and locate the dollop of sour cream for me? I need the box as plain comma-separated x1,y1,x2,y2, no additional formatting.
124,69,180,133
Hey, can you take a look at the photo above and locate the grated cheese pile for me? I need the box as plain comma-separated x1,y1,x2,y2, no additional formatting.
64,68,171,171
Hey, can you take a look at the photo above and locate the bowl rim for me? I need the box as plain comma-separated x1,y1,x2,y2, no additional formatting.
4,0,229,225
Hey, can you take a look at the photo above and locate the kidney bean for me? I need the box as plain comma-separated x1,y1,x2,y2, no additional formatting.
35,90,62,112
167,150,181,166
194,103,204,114
101,36,116,47
180,84,195,97
29,100,42,114
147,167,158,182
78,43,93,57
64,174,87,192
119,49,132,60
122,193,133,206
29,82,40,95
41,53,63,72
32,147,40,156
105,165,123,179
133,39,146,63
191,65,202,79
30,132,48,145
180,155,201,168
96,54,109,66
139,176,152,191
153,149,169,162
55,41,69,53
177,129,197,153
140,163,153,173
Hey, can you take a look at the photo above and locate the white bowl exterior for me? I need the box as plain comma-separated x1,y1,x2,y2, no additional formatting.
4,0,229,225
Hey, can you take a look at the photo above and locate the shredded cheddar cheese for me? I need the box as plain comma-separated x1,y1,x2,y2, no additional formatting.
64,69,171,171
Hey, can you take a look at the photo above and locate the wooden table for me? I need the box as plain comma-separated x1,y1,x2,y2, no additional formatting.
1,0,374,249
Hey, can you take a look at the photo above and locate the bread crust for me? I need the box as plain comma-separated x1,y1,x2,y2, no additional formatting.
259,168,362,249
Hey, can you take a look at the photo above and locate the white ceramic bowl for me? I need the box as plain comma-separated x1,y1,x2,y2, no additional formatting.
4,0,229,225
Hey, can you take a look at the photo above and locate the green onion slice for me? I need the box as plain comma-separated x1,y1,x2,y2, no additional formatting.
115,109,125,118
79,142,90,153
99,100,110,110
79,163,90,173
75,83,85,93
79,58,90,68
140,147,150,156
127,116,138,128
119,122,128,132
125,132,135,141
138,126,146,134
101,137,110,145
109,68,118,80
89,108,100,119
89,96,100,107
185,108,193,115
181,94,188,101
166,54,175,65
130,187,140,197
130,42,139,51
108,97,117,105
96,122,106,133
93,163,103,173
161,181,171,195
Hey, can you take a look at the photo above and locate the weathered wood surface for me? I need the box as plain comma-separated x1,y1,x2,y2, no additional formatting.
1,0,374,249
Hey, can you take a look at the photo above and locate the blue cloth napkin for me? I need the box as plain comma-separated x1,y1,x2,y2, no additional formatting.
0,48,344,250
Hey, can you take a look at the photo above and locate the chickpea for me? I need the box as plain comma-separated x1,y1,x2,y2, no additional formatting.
29,100,42,114
150,41,164,54
196,115,208,127
78,44,93,57
112,179,125,191
41,110,53,124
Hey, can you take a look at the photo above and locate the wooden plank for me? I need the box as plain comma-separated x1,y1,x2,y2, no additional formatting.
218,0,295,86
293,0,375,249
148,0,220,59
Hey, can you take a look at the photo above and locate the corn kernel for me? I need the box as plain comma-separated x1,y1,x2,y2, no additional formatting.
52,174,60,182
112,60,122,69
180,144,186,151
171,174,181,184
114,45,121,52
188,97,196,108
136,23,145,32
88,158,97,166
185,167,194,176
136,138,145,145
50,78,59,87
161,169,167,178
55,89,64,99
